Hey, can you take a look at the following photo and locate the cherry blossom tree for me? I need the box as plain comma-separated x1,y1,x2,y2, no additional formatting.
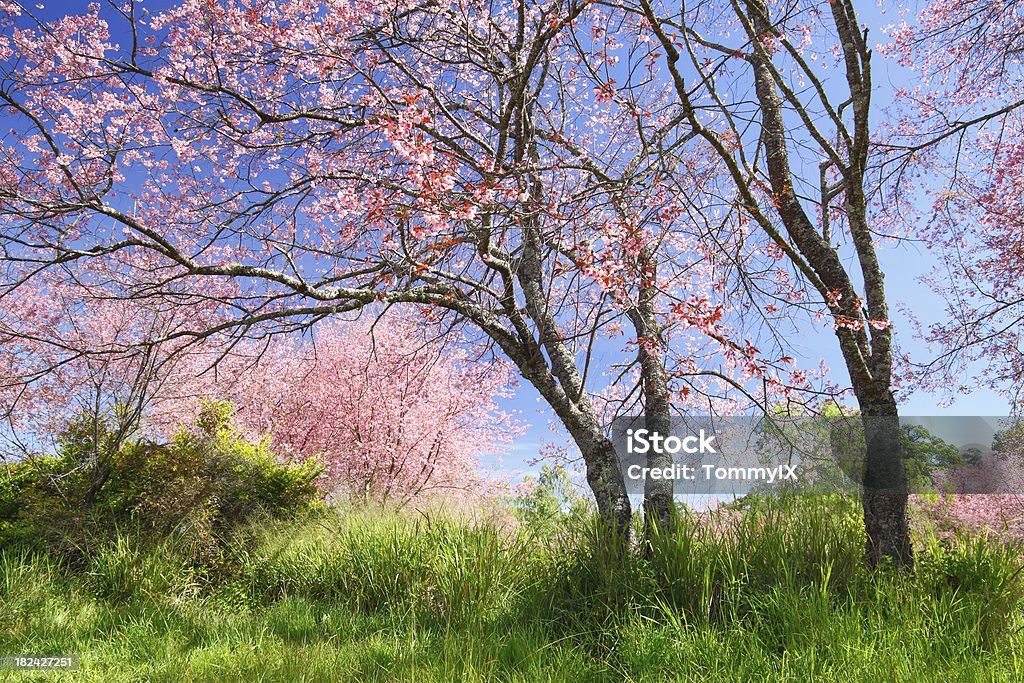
0,0,819,542
882,0,1024,412
872,0,1024,550
0,267,518,511
629,0,914,566
159,313,521,509
0,0,854,547
0,0,644,537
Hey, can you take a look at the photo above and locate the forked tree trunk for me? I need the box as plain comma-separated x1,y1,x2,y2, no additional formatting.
635,0,916,569
508,348,634,546
512,224,634,545
543,392,634,543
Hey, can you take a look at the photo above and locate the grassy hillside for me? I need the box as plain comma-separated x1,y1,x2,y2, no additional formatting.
1,496,1022,682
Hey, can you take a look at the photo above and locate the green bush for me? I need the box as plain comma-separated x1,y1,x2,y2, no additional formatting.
0,401,324,563
116,401,323,548
0,455,69,549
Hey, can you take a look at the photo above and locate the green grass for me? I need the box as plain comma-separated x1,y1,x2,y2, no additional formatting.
1,496,1022,681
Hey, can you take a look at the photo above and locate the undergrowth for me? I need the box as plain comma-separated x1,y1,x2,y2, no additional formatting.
1,495,1022,681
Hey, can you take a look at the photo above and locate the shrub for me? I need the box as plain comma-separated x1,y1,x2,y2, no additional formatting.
0,401,324,563
116,401,323,547
0,455,73,550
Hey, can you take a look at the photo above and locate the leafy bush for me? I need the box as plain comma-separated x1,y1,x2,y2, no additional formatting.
115,401,324,549
0,401,323,563
0,455,71,549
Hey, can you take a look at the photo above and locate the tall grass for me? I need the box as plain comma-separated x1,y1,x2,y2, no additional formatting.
1,495,1022,681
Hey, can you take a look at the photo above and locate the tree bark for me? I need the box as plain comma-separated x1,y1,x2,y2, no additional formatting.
739,0,913,569
505,49,635,545
641,387,673,543
629,246,675,547
523,360,634,542
858,389,913,568
582,433,635,540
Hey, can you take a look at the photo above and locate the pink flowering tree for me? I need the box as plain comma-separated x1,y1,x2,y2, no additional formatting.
882,0,1024,409
922,425,1024,543
0,0,645,536
159,313,521,509
0,268,518,511
0,268,235,505
0,0,832,542
878,1,1024,543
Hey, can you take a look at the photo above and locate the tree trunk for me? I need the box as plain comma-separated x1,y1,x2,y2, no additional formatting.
641,405,674,546
859,390,913,569
639,356,673,551
508,332,634,546
582,434,634,540
627,247,675,547
548,395,633,543
502,54,634,547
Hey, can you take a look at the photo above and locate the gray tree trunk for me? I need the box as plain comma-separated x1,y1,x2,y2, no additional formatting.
858,390,913,568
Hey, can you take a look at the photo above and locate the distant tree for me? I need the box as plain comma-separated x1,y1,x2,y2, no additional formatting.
0,274,228,507
924,423,1024,543
0,276,518,511
161,314,522,509
510,464,586,534
900,424,978,489
757,409,973,495
884,0,1024,411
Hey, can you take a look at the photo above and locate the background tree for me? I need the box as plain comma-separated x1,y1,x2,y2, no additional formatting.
883,0,1024,412
0,271,230,508
0,0,640,535
161,314,521,509
925,423,1024,543
509,463,586,535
